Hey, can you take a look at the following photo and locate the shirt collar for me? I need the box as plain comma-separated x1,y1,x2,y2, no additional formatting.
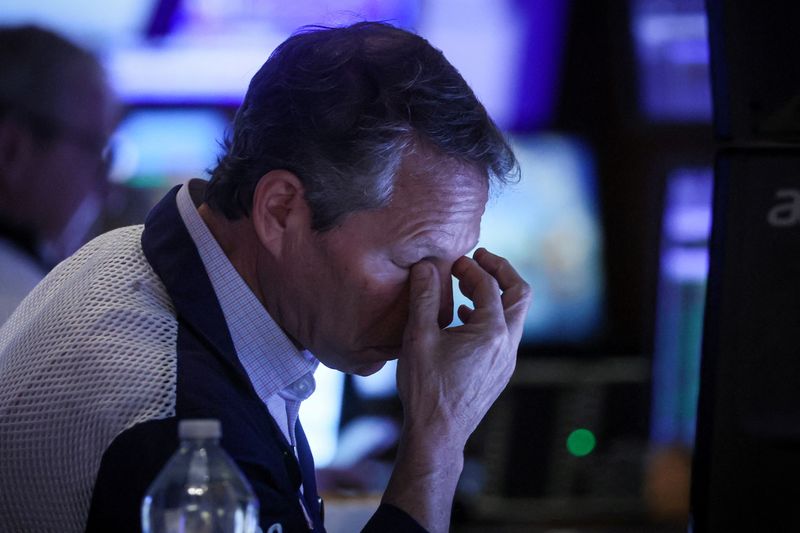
176,180,318,403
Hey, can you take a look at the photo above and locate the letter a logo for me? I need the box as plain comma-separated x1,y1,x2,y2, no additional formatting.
767,189,800,227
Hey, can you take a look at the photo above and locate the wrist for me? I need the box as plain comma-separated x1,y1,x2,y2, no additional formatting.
382,431,465,533
396,427,465,478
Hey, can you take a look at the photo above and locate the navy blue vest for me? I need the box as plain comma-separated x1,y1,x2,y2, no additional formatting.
85,187,425,532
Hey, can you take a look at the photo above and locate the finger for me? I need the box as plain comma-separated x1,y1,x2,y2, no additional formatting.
457,304,473,324
405,261,441,338
456,274,499,325
473,248,527,293
473,248,532,340
452,256,503,316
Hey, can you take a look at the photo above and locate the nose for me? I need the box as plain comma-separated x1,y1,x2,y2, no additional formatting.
437,266,454,328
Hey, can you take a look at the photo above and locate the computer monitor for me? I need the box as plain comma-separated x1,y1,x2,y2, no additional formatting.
630,0,712,122
692,148,800,532
453,133,606,347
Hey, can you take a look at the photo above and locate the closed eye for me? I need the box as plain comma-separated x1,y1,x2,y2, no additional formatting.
392,260,414,270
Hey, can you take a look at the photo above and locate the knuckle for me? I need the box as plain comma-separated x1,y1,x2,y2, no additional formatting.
504,279,532,304
416,286,436,303
483,274,501,293
518,280,533,301
403,326,435,347
487,255,510,276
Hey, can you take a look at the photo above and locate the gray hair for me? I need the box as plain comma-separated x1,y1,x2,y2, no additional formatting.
206,22,518,231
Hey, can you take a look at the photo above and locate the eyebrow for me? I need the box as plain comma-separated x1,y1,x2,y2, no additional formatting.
406,236,448,257
407,235,480,259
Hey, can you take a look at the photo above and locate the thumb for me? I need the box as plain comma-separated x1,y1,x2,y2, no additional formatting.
406,261,440,335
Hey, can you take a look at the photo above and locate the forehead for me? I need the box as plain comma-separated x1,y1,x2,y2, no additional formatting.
325,150,488,253
396,147,486,192
389,150,488,217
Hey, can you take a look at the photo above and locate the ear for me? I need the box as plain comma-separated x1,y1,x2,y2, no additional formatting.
250,169,311,257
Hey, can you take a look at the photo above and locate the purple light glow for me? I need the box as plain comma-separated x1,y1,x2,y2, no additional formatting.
512,0,571,130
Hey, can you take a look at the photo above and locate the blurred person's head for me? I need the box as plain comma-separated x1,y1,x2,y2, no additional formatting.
0,25,118,263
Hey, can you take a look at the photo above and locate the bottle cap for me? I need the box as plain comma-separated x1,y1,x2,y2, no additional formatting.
179,419,222,440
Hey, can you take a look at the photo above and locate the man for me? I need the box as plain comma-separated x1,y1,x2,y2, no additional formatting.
0,22,530,533
0,25,117,323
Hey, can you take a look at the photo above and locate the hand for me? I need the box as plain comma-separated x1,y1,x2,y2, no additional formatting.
396,247,531,448
382,248,531,532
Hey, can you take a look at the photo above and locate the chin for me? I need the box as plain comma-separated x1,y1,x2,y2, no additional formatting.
318,346,398,376
351,360,388,377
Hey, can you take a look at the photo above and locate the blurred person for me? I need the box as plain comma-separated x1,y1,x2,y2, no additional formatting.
0,25,117,323
0,22,530,533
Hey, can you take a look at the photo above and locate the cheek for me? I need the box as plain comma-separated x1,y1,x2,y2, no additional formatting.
355,274,410,333
328,252,410,342
344,256,408,309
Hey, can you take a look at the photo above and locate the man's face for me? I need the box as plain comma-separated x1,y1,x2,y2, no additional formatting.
274,151,487,376
29,70,117,251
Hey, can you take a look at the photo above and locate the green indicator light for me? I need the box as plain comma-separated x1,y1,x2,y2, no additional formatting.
567,428,596,457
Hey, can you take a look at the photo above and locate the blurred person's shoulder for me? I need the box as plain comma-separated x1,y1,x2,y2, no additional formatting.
0,237,45,324
2,224,177,343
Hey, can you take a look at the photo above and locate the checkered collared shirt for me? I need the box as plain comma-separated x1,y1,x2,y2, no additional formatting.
176,180,318,448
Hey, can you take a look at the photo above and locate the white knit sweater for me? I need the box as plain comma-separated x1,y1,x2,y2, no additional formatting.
0,226,179,532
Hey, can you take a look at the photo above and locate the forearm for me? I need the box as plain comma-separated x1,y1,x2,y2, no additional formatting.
381,430,465,533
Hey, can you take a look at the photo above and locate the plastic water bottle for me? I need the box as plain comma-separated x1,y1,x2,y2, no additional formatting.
141,419,260,533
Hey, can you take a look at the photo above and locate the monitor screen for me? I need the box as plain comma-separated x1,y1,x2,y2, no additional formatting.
1,0,567,130
453,133,606,345
649,166,712,448
630,0,712,122
109,108,231,188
